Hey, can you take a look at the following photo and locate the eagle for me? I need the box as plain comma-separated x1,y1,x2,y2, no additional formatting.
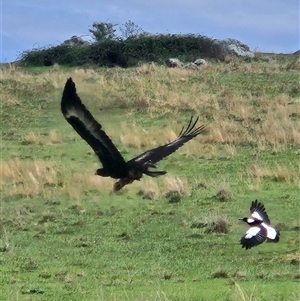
61,78,206,191
239,200,280,250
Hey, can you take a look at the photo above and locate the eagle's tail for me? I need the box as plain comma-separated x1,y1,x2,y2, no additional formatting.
144,170,167,177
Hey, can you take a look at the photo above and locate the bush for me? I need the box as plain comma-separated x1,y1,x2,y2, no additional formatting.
19,34,218,67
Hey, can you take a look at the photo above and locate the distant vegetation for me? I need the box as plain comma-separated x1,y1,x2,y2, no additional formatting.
18,20,222,67
19,34,218,67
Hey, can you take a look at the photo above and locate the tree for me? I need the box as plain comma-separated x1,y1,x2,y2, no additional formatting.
89,22,117,42
120,20,145,39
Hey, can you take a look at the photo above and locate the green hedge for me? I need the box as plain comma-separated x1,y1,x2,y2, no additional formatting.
19,34,219,67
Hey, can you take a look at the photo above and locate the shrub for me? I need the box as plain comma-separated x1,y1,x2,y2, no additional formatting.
19,34,218,67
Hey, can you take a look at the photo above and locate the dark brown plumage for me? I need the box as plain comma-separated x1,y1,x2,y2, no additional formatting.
61,78,206,191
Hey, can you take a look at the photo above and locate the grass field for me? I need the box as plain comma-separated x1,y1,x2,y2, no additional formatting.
1,54,300,301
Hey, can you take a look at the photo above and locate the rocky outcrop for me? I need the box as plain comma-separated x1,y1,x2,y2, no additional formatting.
194,58,207,66
63,36,90,46
183,63,198,70
212,38,255,59
166,58,207,70
165,58,183,68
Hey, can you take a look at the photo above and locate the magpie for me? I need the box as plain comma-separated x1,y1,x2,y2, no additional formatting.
239,200,280,250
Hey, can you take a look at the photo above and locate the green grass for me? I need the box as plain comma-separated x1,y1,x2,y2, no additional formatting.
1,57,299,300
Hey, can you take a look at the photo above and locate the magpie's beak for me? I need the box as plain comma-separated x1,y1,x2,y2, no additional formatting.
238,218,243,221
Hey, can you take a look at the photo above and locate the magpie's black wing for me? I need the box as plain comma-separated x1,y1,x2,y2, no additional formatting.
128,117,205,166
250,200,270,224
61,78,128,176
240,226,267,250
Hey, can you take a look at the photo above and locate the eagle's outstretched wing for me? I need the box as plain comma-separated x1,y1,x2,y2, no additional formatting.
61,78,128,176
128,117,205,166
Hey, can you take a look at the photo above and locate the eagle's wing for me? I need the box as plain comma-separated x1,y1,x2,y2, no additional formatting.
250,200,270,224
61,78,127,175
128,117,205,166
240,226,267,250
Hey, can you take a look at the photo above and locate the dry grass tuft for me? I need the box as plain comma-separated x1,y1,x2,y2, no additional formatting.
232,270,247,279
278,250,300,265
286,56,300,71
160,129,178,144
0,159,59,198
191,211,230,233
215,188,232,202
22,132,40,145
247,164,299,187
22,130,61,145
162,176,190,202
256,117,300,149
232,281,253,301
273,165,300,183
49,130,61,144
0,159,115,199
212,269,229,279
120,123,188,151
224,144,237,157
204,120,251,145
64,174,114,200
120,124,149,148
204,214,231,234
136,176,191,202
137,179,160,200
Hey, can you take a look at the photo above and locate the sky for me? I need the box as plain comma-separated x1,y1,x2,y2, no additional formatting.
1,0,299,63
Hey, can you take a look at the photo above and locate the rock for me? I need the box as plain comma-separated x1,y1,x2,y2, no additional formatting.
183,62,198,70
212,38,255,59
63,35,90,46
183,59,207,70
194,58,207,66
165,58,183,68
